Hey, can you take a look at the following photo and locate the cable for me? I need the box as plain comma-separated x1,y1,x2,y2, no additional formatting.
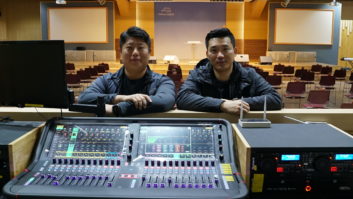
34,107,50,121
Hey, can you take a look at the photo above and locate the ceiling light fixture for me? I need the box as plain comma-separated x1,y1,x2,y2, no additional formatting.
281,0,291,8
329,0,338,6
56,0,67,4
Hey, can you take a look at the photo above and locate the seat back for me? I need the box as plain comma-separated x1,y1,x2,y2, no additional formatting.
301,71,315,81
333,69,346,79
307,90,330,104
320,66,332,75
273,64,284,73
282,66,294,75
266,75,282,86
319,76,336,86
341,102,353,108
311,64,322,73
286,82,306,94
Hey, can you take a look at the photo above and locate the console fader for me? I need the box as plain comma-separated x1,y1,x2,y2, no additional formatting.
3,117,248,199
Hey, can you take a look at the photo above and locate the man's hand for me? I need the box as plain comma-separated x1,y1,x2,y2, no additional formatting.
220,99,250,114
113,94,152,110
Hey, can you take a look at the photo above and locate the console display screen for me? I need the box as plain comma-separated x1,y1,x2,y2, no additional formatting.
281,154,300,161
335,154,353,160
139,126,215,158
49,124,126,158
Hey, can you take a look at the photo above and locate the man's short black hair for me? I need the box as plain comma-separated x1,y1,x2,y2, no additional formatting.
205,28,236,49
120,26,151,51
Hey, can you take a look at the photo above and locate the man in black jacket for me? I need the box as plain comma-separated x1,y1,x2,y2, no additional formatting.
78,26,175,116
176,28,282,114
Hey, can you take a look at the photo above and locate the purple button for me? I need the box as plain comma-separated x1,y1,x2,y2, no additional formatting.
52,181,59,186
107,182,112,187
174,184,179,188
181,184,186,188
188,184,193,188
146,183,151,188
208,184,213,189
160,183,165,188
153,183,158,188
202,184,206,188
195,184,199,188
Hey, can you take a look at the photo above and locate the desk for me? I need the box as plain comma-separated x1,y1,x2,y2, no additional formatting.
0,108,352,134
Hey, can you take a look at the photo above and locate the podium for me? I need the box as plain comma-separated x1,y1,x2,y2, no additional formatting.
187,41,201,64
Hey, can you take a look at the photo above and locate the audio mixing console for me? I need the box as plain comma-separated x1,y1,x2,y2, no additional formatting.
3,117,247,199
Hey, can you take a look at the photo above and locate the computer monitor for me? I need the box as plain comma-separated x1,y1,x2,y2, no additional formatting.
0,40,69,108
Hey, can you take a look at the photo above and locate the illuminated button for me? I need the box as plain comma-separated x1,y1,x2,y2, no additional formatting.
276,167,284,173
305,185,312,192
330,166,338,172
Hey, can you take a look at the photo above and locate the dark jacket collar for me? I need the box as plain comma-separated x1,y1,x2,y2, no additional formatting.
197,61,252,87
110,65,153,83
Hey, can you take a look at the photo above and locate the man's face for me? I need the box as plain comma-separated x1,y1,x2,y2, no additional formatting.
206,37,236,74
121,37,150,75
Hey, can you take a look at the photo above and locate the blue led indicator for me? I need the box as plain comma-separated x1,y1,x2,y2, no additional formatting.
281,154,300,161
335,154,353,160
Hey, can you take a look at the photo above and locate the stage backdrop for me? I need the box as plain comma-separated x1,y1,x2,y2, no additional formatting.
154,2,226,62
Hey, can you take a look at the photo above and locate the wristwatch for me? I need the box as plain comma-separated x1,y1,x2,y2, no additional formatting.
112,104,121,116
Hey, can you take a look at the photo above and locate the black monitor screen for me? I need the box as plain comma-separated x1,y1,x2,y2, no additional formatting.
0,40,68,108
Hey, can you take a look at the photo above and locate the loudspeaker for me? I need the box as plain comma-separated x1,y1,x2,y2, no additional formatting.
259,56,272,65
234,54,250,63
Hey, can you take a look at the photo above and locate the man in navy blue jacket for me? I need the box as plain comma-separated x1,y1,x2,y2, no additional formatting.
176,28,282,114
78,27,175,116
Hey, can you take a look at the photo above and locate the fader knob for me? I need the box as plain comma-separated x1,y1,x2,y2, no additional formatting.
127,154,132,162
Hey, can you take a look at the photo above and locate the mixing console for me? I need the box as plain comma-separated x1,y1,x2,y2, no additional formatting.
3,117,247,199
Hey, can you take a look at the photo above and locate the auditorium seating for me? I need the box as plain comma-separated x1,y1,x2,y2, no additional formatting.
303,90,330,108
167,64,183,92
283,81,306,107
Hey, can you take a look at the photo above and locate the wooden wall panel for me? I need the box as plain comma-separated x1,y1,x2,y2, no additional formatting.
6,0,41,40
0,0,7,40
244,39,267,61
226,2,244,53
235,39,244,54
115,1,136,39
338,20,353,67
